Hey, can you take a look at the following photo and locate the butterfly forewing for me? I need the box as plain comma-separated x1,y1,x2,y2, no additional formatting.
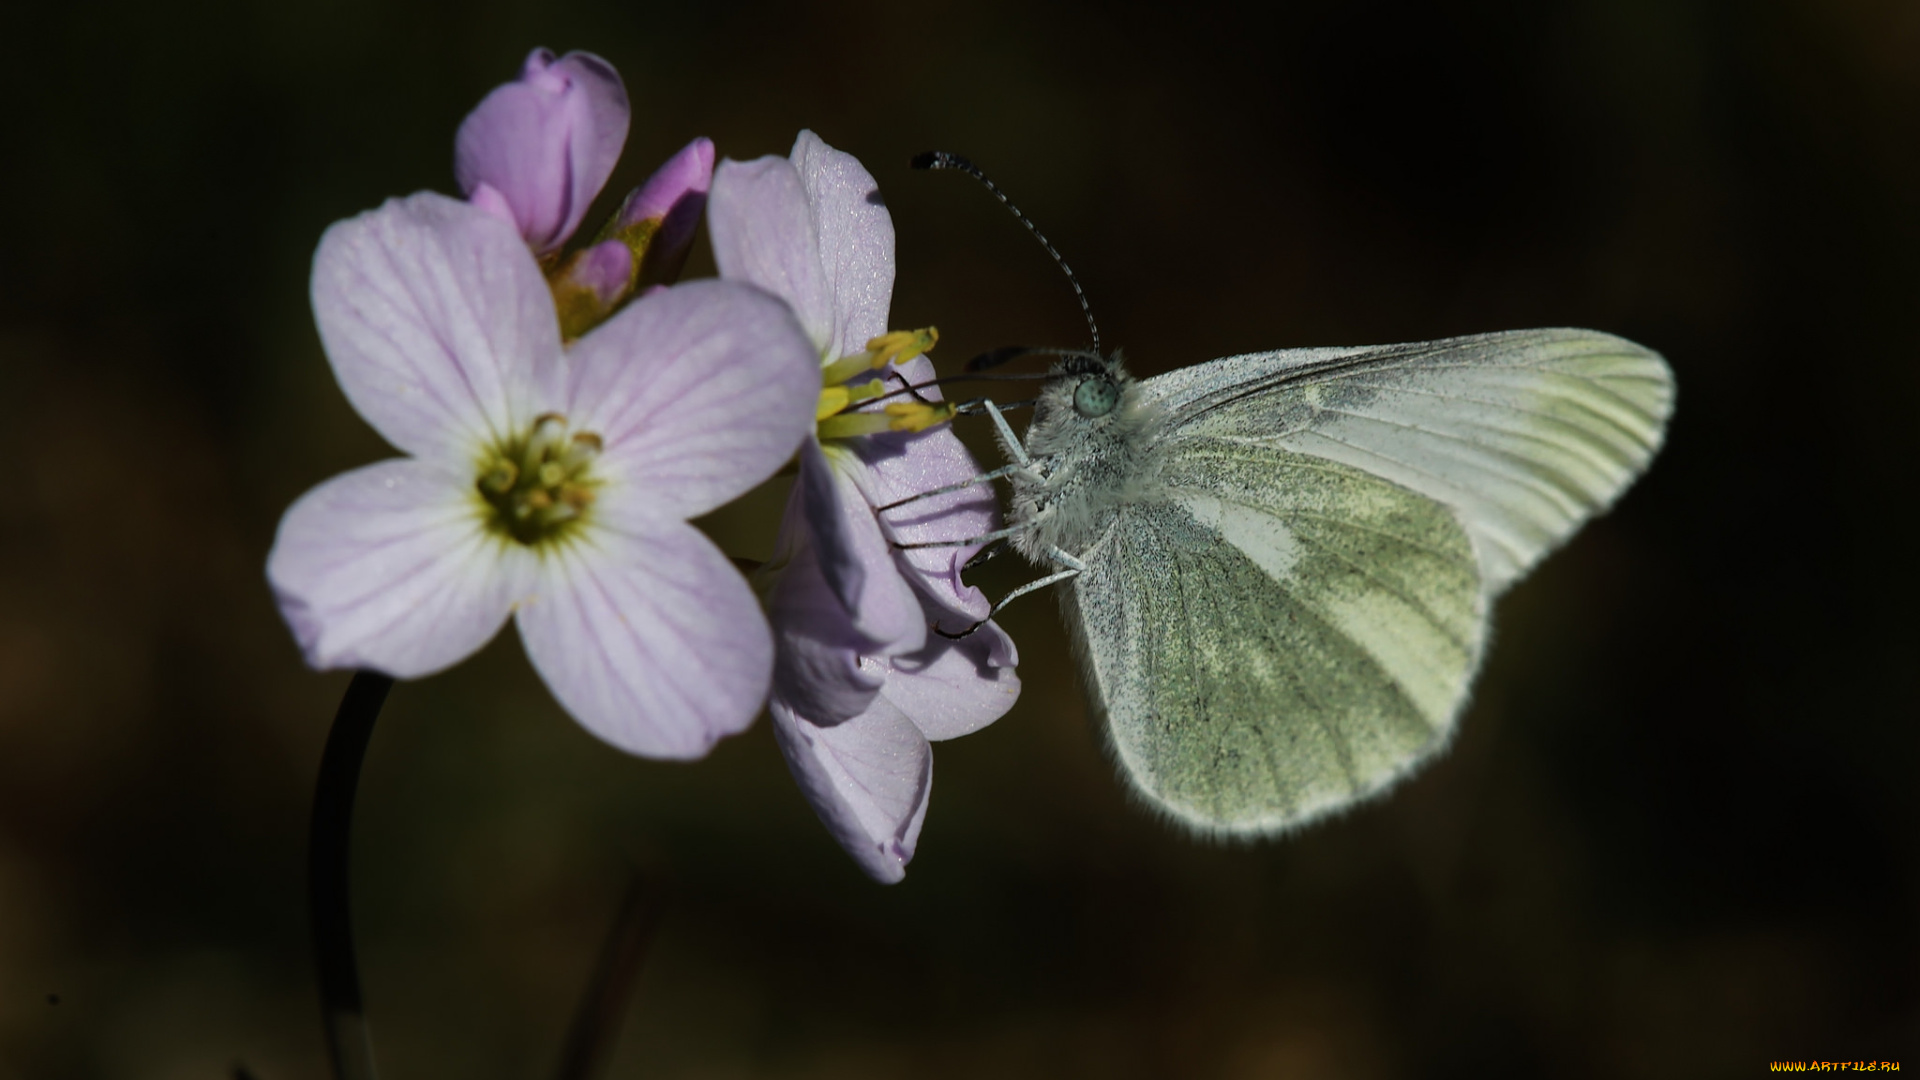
1146,328,1674,593
1066,449,1483,836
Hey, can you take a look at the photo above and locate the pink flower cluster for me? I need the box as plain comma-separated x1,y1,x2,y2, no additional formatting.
268,49,1020,880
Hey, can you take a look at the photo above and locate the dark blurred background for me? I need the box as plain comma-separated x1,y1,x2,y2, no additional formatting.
2,0,1916,1076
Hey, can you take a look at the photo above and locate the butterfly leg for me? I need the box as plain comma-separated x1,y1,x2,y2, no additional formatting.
874,462,1025,513
964,539,1008,570
894,524,1029,549
932,546,1085,640
877,396,1046,515
976,398,1033,468
1044,546,1087,573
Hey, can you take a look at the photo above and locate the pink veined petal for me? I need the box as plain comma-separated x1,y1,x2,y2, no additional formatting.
516,519,771,760
454,48,630,253
565,279,817,521
266,459,529,678
878,617,1021,741
311,192,561,466
767,520,887,727
802,441,925,653
707,155,835,353
847,358,1000,622
770,695,931,884
790,130,895,360
857,429,1000,624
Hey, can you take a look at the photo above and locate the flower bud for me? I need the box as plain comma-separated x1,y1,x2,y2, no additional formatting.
454,48,630,254
604,137,714,288
549,239,634,340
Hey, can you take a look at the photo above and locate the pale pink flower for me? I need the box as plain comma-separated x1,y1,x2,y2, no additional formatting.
709,131,1020,881
268,192,818,758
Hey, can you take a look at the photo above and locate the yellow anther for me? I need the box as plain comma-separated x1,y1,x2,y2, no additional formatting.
817,385,852,421
819,326,940,386
481,460,519,493
818,378,897,423
866,326,939,368
883,400,956,433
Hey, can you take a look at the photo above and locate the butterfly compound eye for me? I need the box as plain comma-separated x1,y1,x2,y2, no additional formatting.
1073,377,1120,418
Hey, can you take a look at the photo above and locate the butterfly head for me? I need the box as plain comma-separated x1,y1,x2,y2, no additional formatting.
1026,351,1155,457
1006,349,1160,559
1062,357,1122,419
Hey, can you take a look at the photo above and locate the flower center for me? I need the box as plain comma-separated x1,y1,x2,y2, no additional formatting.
475,413,604,547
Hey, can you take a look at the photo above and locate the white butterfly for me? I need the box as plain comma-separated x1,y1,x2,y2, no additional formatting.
959,328,1673,836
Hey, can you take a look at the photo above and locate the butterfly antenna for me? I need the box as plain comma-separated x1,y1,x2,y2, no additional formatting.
912,151,1101,357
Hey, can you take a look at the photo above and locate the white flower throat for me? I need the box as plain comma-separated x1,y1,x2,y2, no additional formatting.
475,413,604,547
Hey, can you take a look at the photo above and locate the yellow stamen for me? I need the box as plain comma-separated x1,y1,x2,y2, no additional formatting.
883,400,956,433
816,413,895,441
818,326,940,385
867,327,939,368
817,385,852,421
819,352,876,386
818,378,896,420
481,460,518,494
475,412,606,548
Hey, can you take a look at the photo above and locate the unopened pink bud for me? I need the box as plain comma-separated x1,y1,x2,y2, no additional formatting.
550,239,634,340
608,137,714,288
454,48,630,254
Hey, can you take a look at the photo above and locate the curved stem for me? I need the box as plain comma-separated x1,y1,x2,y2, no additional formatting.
553,873,669,1080
309,671,393,1080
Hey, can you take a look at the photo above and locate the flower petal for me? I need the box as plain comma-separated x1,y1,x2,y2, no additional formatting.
767,520,887,727
266,459,527,678
454,48,630,253
879,617,1021,741
707,155,835,353
803,441,925,652
849,360,1001,623
565,279,818,521
516,520,771,760
311,192,560,466
790,130,894,360
771,695,931,884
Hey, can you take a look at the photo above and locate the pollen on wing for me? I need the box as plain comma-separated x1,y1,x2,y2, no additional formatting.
475,413,604,547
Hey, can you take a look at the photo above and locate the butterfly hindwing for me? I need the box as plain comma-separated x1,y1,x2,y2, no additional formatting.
1064,445,1484,835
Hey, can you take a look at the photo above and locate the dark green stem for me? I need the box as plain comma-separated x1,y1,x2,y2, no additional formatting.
309,671,393,1080
553,874,668,1080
